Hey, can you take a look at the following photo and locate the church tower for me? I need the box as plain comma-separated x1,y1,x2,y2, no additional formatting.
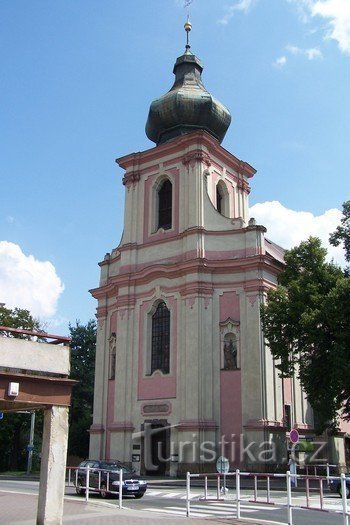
90,23,313,474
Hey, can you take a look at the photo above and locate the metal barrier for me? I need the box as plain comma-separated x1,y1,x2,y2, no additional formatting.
66,466,124,509
185,469,350,525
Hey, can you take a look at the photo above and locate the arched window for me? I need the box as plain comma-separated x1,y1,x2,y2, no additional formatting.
158,180,172,230
151,301,170,374
216,185,223,214
216,180,229,216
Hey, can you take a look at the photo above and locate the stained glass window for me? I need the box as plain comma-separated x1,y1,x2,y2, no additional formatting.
151,301,170,374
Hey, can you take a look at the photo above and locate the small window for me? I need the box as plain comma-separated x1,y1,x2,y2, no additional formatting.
158,180,172,230
151,301,170,374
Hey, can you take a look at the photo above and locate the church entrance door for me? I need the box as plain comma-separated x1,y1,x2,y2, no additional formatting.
142,420,169,476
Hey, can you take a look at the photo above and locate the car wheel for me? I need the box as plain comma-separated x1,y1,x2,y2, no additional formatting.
100,482,109,499
76,480,85,496
134,492,144,499
338,484,350,499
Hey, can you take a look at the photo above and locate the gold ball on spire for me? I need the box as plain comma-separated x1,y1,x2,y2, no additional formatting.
184,19,192,33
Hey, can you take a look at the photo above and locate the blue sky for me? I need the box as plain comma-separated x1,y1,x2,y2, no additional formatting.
1,0,349,335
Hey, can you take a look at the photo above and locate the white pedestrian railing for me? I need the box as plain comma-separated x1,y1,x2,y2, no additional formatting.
66,465,124,509
185,469,350,525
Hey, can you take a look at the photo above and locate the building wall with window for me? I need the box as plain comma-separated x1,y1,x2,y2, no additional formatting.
89,35,319,474
89,129,315,473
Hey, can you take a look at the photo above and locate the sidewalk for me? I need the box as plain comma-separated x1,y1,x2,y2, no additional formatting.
0,491,268,525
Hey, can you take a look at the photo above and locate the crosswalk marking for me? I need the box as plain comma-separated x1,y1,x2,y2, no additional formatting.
141,500,281,518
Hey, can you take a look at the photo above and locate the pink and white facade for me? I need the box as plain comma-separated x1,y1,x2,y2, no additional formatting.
89,127,318,473
89,33,348,473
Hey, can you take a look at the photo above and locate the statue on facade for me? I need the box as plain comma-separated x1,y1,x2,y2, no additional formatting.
223,337,237,370
109,332,117,379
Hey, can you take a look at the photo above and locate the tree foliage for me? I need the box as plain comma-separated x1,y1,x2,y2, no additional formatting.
330,200,350,274
68,320,96,459
261,236,349,433
0,305,41,337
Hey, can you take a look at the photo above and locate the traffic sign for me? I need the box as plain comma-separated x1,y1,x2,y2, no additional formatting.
0,412,3,420
289,429,299,444
27,444,34,452
216,456,230,474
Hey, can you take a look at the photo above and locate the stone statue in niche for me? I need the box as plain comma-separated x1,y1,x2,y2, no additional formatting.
109,332,117,379
223,337,238,370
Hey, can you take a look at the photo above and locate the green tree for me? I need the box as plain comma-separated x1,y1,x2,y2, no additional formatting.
261,237,348,432
0,305,41,336
68,320,96,459
0,306,44,471
330,200,350,274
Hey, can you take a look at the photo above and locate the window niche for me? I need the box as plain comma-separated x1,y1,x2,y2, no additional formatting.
216,180,229,217
109,332,117,380
148,301,170,375
219,318,240,370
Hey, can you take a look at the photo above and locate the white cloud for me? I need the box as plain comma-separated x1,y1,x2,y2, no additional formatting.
0,241,64,318
286,44,323,59
291,0,350,53
274,56,288,67
218,0,256,25
312,0,350,53
250,201,346,266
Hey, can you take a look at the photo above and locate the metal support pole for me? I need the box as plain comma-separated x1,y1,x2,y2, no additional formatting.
85,466,90,502
287,471,293,525
236,469,241,519
306,477,310,508
119,468,123,509
326,463,330,486
267,475,270,504
341,473,349,525
26,411,35,475
186,472,191,517
204,476,208,500
217,474,220,500
319,478,324,510
254,475,258,501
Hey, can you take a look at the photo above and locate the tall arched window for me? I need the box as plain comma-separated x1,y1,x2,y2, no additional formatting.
216,180,229,216
151,301,170,374
216,185,223,214
158,180,172,230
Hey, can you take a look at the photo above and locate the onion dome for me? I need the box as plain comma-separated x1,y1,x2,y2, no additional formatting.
145,21,231,145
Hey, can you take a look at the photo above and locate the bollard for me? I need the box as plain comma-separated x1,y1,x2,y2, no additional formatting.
204,476,208,500
236,469,241,519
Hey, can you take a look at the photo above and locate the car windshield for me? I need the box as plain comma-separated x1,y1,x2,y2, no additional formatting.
100,461,132,474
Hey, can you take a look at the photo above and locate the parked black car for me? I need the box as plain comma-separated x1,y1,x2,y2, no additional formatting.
75,459,147,499
329,474,350,498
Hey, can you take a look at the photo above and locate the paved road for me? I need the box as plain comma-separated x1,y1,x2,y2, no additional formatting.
0,479,348,525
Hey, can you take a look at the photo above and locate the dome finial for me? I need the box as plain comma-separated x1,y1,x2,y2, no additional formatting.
184,16,192,52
